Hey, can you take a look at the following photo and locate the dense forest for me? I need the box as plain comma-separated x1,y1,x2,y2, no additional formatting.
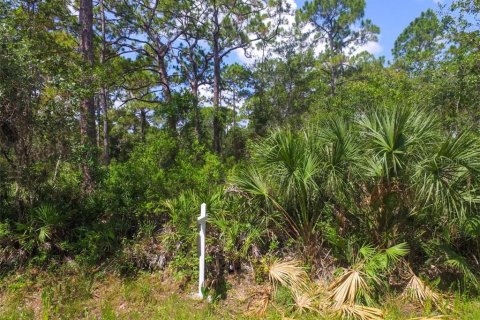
1,0,480,319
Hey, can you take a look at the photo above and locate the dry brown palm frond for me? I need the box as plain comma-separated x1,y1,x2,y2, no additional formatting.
328,269,370,308
246,287,271,316
335,304,384,320
407,316,452,320
291,289,318,315
402,273,439,306
268,259,309,294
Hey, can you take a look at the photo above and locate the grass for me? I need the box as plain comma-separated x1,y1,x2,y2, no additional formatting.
0,268,479,319
0,268,279,320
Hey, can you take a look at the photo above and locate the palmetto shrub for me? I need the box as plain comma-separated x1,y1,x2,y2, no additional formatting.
253,245,413,320
231,105,480,289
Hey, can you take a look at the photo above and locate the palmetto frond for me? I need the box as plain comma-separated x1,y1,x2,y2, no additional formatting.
268,259,309,295
414,131,480,220
258,129,319,203
37,225,51,243
230,166,273,203
463,217,480,238
328,268,371,308
384,242,410,263
329,243,409,307
335,304,384,320
441,245,478,287
313,118,359,199
291,289,318,314
233,129,322,245
364,242,409,276
359,107,435,180
32,204,62,244
34,204,61,227
402,272,439,307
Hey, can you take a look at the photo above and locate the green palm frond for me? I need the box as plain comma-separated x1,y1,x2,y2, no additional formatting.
34,204,61,227
38,225,51,243
463,217,480,238
442,247,478,287
31,204,62,244
384,242,410,264
232,129,323,245
358,244,376,261
362,243,409,279
259,129,319,203
359,106,435,180
231,166,272,202
314,117,359,199
362,155,386,179
162,191,199,240
415,131,480,220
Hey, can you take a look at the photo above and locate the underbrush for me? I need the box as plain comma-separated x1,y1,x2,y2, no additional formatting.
2,108,480,319
0,268,479,320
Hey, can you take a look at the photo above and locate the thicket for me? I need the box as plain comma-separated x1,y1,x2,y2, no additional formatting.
1,0,480,318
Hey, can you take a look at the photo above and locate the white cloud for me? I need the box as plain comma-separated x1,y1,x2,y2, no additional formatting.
68,1,78,17
233,0,382,63
198,84,213,107
353,41,383,55
233,0,300,64
417,0,443,4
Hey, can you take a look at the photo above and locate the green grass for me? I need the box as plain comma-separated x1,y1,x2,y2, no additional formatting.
0,269,478,319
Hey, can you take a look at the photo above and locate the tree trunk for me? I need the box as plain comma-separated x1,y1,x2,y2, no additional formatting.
79,0,97,193
158,53,176,133
100,0,110,165
212,11,222,153
140,108,147,142
327,33,339,95
232,90,236,129
96,94,101,148
100,88,110,164
330,64,337,95
191,82,202,141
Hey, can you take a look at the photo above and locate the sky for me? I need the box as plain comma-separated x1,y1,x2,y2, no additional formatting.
233,0,444,64
68,0,444,65
360,0,443,62
98,0,447,107
297,0,444,61
225,0,445,116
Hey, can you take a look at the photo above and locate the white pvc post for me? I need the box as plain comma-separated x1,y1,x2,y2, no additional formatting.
197,203,207,298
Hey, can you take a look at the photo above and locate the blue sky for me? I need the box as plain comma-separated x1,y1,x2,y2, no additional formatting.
363,0,441,61
294,0,443,62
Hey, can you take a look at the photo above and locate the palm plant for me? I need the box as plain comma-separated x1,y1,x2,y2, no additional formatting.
414,131,480,220
212,213,264,271
232,129,322,251
255,256,399,320
162,191,200,243
15,204,64,246
329,242,409,307
233,105,480,291
402,271,440,307
311,118,360,208
359,107,436,181
353,108,435,243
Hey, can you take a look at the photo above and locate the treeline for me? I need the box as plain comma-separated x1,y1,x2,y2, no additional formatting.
1,0,480,299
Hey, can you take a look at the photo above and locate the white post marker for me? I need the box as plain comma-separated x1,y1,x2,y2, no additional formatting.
197,203,207,298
